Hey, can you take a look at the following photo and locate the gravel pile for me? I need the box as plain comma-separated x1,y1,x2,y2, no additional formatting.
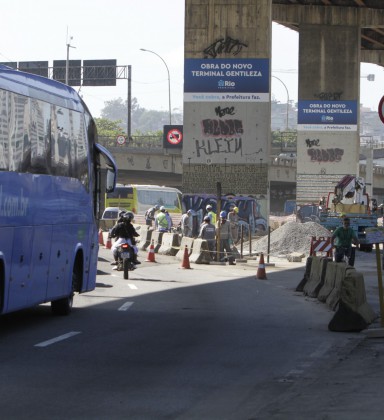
248,221,331,257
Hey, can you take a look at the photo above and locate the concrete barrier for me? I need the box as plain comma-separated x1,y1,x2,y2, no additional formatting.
326,265,355,311
147,231,164,253
189,239,212,264
304,257,330,298
137,226,153,251
176,237,195,260
296,256,313,292
158,233,181,256
328,270,377,332
317,261,341,302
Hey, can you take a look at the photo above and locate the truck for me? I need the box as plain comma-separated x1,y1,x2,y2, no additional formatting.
297,175,378,251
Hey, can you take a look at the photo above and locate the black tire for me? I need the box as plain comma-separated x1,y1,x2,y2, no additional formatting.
51,269,76,316
123,258,129,280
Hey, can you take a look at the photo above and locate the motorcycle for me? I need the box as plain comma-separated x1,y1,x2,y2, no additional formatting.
116,242,136,279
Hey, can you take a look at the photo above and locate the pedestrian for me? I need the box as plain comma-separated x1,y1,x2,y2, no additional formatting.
216,210,235,265
206,204,216,224
155,206,169,232
331,217,359,266
227,205,240,244
181,209,193,237
145,204,160,226
198,215,216,259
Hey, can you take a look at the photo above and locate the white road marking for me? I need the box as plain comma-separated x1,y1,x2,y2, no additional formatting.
34,331,81,347
118,301,134,311
128,284,138,290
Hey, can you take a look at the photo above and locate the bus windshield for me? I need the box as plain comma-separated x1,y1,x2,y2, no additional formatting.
105,185,182,214
0,64,117,316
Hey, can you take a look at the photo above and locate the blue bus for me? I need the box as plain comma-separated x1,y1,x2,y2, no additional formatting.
0,64,117,315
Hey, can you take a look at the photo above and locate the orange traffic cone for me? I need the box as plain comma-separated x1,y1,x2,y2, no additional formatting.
104,235,112,250
180,245,191,269
256,252,267,279
98,229,105,246
146,240,156,262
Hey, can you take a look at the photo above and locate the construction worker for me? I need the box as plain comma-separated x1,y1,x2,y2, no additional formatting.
216,210,235,265
198,215,216,259
181,209,193,237
145,204,160,226
206,204,216,224
227,205,240,244
155,206,169,232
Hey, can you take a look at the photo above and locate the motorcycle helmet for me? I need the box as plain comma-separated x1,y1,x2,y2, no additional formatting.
219,210,227,218
118,210,126,219
124,211,135,222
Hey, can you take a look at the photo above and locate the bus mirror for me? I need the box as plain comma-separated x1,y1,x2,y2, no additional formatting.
106,168,116,193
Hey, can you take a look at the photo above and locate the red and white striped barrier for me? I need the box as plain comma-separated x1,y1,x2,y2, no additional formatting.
310,236,332,257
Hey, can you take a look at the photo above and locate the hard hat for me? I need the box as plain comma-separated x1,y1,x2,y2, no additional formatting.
233,206,239,213
206,204,212,210
160,206,165,211
187,209,193,214
155,205,160,210
204,215,210,222
220,210,227,218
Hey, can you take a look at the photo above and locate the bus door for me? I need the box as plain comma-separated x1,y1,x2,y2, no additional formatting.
27,226,52,307
8,227,33,312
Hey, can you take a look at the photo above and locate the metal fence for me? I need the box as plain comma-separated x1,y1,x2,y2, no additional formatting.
98,135,163,150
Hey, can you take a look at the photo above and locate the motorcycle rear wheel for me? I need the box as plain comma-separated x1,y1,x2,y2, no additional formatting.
123,258,129,279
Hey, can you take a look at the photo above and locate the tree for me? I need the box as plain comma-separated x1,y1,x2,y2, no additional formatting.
100,97,183,134
95,118,125,138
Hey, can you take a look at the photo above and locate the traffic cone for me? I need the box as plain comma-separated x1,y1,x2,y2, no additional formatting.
146,239,156,262
180,245,191,269
256,252,267,279
104,236,112,250
98,229,105,246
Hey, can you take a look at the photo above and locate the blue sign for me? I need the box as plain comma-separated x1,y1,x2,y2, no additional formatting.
184,58,269,98
298,100,358,125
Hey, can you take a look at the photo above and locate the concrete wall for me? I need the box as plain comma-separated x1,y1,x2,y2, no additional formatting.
183,0,272,213
296,22,361,204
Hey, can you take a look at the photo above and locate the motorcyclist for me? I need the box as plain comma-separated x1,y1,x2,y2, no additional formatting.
110,211,141,268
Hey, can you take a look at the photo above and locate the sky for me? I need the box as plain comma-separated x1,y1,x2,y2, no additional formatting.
0,0,382,118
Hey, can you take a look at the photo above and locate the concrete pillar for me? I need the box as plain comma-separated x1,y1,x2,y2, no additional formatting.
183,0,273,221
296,22,361,204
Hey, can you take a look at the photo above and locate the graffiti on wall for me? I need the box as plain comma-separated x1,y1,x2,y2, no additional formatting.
193,105,245,158
307,148,344,162
203,36,248,59
314,91,343,101
304,137,344,162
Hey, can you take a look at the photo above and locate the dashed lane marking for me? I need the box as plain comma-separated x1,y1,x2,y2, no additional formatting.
34,331,81,347
118,301,134,311
128,284,138,289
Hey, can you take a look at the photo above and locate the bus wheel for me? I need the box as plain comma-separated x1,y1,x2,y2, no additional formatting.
51,271,77,316
123,258,130,280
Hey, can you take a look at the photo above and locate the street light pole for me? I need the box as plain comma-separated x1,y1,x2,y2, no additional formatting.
66,36,75,85
140,48,172,125
272,75,289,131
